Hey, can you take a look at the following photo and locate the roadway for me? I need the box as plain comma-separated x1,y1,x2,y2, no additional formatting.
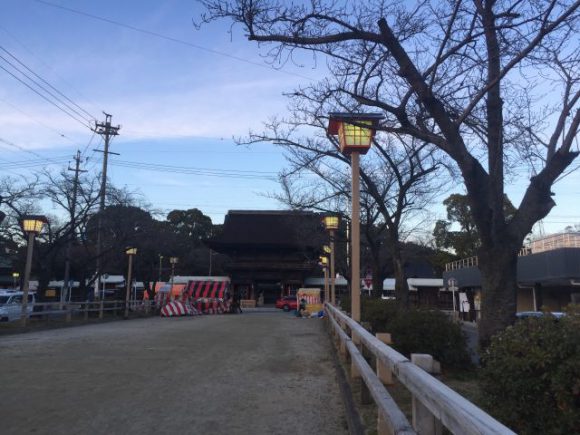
0,311,348,435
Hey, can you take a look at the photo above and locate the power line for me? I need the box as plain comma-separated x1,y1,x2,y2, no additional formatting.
0,156,69,169
0,136,75,166
0,45,95,121
0,96,76,143
0,62,92,129
0,50,94,126
109,159,278,180
0,22,103,115
33,0,315,82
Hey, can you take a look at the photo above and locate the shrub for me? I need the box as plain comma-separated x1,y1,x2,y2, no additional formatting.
338,296,472,370
361,298,400,332
388,309,472,369
480,312,580,434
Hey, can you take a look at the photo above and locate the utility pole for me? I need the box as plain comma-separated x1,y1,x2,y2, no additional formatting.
93,113,120,316
61,150,86,308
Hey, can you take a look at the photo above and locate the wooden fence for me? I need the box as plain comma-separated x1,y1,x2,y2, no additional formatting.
325,303,515,435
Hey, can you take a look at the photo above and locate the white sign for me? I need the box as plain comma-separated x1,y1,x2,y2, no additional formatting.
459,292,470,313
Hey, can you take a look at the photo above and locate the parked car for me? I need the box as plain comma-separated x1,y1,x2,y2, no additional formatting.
0,290,35,322
275,295,298,311
516,311,565,320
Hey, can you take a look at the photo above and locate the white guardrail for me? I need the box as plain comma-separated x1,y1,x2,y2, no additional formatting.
325,303,515,435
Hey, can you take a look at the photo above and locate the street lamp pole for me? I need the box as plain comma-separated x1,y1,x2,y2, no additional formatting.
20,215,47,328
351,152,362,321
158,255,163,282
330,230,336,304
327,113,383,323
320,255,329,304
12,272,20,290
323,216,339,305
125,248,137,319
169,257,178,302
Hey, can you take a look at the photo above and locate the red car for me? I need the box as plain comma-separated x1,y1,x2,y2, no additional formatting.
275,295,298,311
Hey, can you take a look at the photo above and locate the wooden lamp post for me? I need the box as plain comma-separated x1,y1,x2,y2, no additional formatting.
124,247,137,319
20,215,47,327
320,254,329,304
323,216,339,305
327,113,382,322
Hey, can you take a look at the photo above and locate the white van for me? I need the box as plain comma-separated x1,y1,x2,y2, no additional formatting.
0,290,35,322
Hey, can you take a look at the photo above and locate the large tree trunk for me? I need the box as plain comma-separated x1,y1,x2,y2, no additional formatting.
478,247,518,347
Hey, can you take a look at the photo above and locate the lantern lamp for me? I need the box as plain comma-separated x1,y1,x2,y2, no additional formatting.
323,215,340,231
126,247,137,255
21,215,48,234
327,112,383,154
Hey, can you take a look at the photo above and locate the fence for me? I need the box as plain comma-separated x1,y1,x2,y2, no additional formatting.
325,303,514,435
5,300,156,325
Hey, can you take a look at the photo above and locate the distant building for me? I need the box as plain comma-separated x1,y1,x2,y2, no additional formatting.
443,232,580,319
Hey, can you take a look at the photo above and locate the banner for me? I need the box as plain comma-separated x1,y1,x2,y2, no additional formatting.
297,288,322,314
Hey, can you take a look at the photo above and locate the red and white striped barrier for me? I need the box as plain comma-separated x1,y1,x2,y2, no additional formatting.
160,300,200,317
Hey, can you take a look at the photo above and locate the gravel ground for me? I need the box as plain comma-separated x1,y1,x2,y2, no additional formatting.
0,312,348,435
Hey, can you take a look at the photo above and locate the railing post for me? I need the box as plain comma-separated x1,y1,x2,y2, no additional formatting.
411,354,443,435
377,410,390,435
351,331,371,404
376,333,394,385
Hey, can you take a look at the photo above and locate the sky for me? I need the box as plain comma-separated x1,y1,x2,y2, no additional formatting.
0,0,578,236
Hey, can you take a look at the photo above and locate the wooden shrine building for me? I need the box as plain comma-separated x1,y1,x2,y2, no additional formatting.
206,210,325,305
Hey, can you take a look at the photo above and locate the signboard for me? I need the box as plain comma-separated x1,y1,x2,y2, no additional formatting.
362,269,372,293
297,288,322,314
459,292,470,313
447,277,458,314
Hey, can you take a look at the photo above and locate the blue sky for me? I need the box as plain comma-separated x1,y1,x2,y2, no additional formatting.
0,0,578,235
0,0,312,222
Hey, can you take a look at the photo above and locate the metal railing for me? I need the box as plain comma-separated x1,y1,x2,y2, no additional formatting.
445,247,534,271
445,256,479,271
326,303,514,435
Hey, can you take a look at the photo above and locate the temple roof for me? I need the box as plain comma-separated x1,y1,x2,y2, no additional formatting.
206,210,325,252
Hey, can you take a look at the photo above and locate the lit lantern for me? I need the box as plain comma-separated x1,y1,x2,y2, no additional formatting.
320,256,328,266
21,215,48,234
19,214,48,327
126,247,137,255
327,112,383,154
323,215,339,231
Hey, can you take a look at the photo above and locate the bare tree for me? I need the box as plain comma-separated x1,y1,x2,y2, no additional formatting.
263,116,443,304
199,0,580,344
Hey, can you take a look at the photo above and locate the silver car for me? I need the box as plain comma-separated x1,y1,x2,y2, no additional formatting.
0,290,35,322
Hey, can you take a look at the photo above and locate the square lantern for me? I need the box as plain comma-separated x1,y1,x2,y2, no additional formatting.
327,112,384,154
21,215,48,234
126,247,137,255
323,245,331,254
323,215,340,231
320,256,328,266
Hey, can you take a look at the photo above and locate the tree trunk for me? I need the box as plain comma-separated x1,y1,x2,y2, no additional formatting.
478,247,518,347
392,244,409,308
371,245,383,299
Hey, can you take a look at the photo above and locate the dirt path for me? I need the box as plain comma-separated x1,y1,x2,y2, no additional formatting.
0,312,348,435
